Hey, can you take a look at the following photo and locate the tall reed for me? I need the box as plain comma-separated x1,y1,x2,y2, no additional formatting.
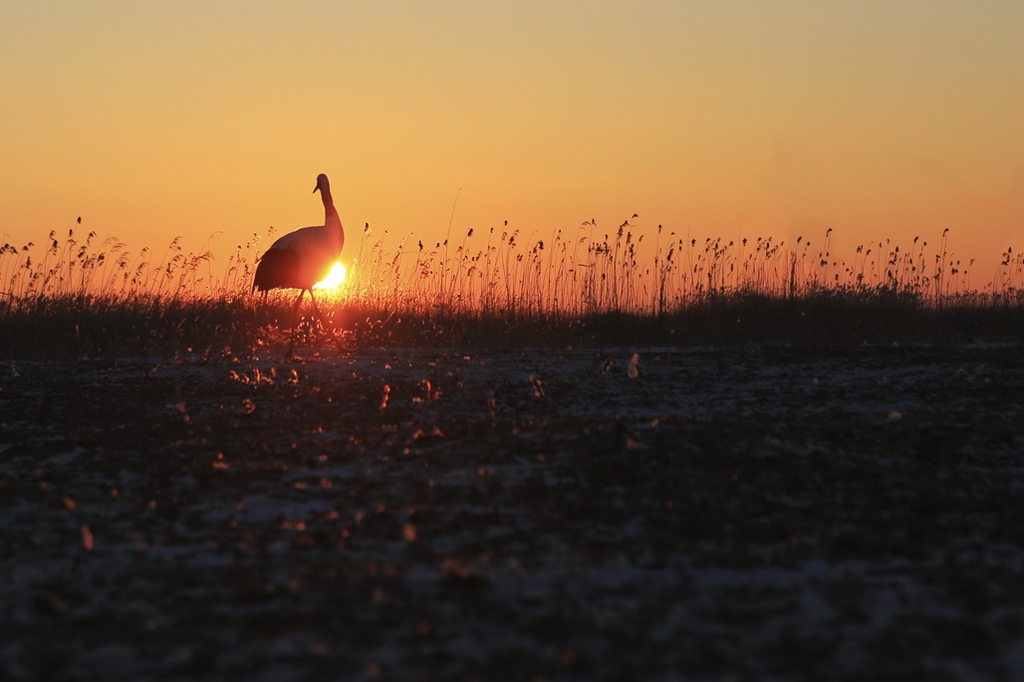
3,223,1024,357
337,221,1022,315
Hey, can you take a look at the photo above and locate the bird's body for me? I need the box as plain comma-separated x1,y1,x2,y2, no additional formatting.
253,174,345,356
254,174,344,293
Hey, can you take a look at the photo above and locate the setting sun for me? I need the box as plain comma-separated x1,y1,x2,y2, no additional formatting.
313,262,346,290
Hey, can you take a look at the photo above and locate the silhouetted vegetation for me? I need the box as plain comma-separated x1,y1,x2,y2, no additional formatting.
3,225,1024,359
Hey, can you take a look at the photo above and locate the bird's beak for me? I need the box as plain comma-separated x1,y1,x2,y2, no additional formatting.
313,183,320,194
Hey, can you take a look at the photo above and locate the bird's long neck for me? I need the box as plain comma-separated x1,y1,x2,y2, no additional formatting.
320,186,341,230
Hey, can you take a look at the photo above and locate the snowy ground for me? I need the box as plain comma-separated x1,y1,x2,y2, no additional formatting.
2,344,1024,680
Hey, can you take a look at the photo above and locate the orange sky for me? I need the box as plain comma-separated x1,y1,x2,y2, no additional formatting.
2,1,1023,285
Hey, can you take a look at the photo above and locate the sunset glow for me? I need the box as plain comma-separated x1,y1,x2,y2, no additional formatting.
1,3,1023,280
313,262,346,291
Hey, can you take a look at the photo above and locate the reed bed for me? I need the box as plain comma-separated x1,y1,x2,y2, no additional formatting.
3,223,1024,358
342,222,1024,314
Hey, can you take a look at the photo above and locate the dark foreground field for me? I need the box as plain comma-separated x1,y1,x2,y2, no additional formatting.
2,344,1024,680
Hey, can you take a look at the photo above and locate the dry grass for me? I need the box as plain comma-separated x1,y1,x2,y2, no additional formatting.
341,223,1024,314
3,224,1024,358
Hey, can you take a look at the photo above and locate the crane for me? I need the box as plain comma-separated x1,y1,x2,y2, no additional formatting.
253,173,345,356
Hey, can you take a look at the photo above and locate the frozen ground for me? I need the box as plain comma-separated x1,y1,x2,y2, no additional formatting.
2,344,1024,680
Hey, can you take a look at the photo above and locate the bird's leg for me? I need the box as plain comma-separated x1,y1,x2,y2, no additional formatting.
291,289,306,329
307,289,328,347
306,289,344,354
287,289,306,359
307,289,323,322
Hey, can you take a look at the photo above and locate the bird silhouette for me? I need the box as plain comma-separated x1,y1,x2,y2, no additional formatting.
253,173,345,356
